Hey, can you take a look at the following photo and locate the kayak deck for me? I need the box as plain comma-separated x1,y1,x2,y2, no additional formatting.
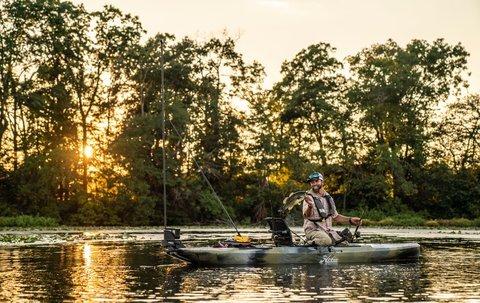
167,243,420,265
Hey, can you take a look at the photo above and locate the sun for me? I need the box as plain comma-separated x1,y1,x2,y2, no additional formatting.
83,145,94,158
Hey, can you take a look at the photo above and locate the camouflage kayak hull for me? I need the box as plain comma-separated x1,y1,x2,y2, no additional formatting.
168,243,420,265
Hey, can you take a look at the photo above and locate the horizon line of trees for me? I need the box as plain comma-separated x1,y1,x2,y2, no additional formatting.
1,0,479,225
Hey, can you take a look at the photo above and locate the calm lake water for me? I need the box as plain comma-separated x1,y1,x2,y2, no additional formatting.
0,230,479,302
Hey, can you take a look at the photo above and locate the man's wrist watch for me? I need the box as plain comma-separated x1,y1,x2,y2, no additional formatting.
349,217,353,225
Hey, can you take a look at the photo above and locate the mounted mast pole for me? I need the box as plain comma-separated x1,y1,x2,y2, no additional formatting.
161,38,167,230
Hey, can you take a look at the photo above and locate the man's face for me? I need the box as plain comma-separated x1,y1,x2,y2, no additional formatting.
309,179,323,191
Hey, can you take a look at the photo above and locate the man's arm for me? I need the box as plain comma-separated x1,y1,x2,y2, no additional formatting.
333,214,362,226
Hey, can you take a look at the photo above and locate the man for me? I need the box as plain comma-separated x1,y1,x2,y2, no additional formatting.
303,172,361,246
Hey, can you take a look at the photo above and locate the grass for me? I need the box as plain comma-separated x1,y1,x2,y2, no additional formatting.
346,211,480,228
0,215,59,228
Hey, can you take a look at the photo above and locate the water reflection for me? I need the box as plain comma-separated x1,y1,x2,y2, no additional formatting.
68,243,130,301
0,245,75,301
0,241,479,302
166,262,425,302
419,244,480,302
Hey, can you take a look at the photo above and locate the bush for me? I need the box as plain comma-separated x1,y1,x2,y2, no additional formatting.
353,209,386,221
356,215,480,227
360,219,374,226
437,218,473,227
472,218,480,227
425,219,440,227
391,214,425,226
346,208,426,226
0,215,58,227
377,217,395,226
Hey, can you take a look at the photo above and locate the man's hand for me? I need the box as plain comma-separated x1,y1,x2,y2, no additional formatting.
350,217,362,226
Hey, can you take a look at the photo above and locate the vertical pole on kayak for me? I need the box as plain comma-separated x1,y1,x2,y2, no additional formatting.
161,38,167,230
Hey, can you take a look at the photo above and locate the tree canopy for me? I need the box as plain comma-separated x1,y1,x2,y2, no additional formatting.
0,0,478,225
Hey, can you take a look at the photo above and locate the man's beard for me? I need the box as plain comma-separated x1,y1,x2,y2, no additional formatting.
312,185,322,192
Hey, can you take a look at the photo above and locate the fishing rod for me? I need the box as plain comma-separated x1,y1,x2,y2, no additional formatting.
167,120,242,237
160,38,244,240
290,229,307,244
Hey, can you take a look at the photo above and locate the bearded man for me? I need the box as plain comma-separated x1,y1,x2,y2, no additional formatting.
303,172,362,246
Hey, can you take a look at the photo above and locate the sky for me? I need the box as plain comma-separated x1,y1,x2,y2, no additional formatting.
73,0,480,93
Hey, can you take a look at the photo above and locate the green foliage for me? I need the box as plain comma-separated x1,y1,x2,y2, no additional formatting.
346,207,426,226
434,94,480,169
273,43,347,167
431,218,480,228
388,214,425,227
0,0,478,226
347,39,469,206
351,212,480,227
346,209,390,221
198,190,225,219
436,218,474,227
0,215,58,227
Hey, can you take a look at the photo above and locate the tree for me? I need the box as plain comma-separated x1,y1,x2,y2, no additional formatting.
273,43,346,174
0,0,84,218
53,4,143,197
434,94,480,170
347,39,469,208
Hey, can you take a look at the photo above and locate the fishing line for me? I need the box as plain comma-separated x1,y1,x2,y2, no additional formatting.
167,119,242,236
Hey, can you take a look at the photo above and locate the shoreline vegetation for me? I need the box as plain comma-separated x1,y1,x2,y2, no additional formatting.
1,222,480,246
1,215,480,229
1,1,479,227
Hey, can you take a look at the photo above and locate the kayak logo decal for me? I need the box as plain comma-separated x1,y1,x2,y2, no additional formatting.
320,252,338,264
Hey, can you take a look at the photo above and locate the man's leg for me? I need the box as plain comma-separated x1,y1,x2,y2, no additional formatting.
305,229,333,246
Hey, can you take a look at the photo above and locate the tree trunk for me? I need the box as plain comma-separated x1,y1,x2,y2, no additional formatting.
340,126,349,212
12,87,18,171
0,107,7,153
81,116,88,194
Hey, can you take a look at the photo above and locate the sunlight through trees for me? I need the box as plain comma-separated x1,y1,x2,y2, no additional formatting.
0,0,478,225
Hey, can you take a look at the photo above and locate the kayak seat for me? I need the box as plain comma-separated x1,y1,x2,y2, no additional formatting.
265,217,293,246
163,228,185,249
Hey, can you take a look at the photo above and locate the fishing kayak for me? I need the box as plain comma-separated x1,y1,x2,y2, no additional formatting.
163,219,420,266
167,243,420,266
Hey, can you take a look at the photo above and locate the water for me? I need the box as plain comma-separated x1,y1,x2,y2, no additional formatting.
0,232,479,302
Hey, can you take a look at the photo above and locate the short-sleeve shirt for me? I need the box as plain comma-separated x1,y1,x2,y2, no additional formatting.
302,189,338,233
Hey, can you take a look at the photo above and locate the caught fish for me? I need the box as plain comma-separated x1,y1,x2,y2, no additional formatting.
280,191,307,215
